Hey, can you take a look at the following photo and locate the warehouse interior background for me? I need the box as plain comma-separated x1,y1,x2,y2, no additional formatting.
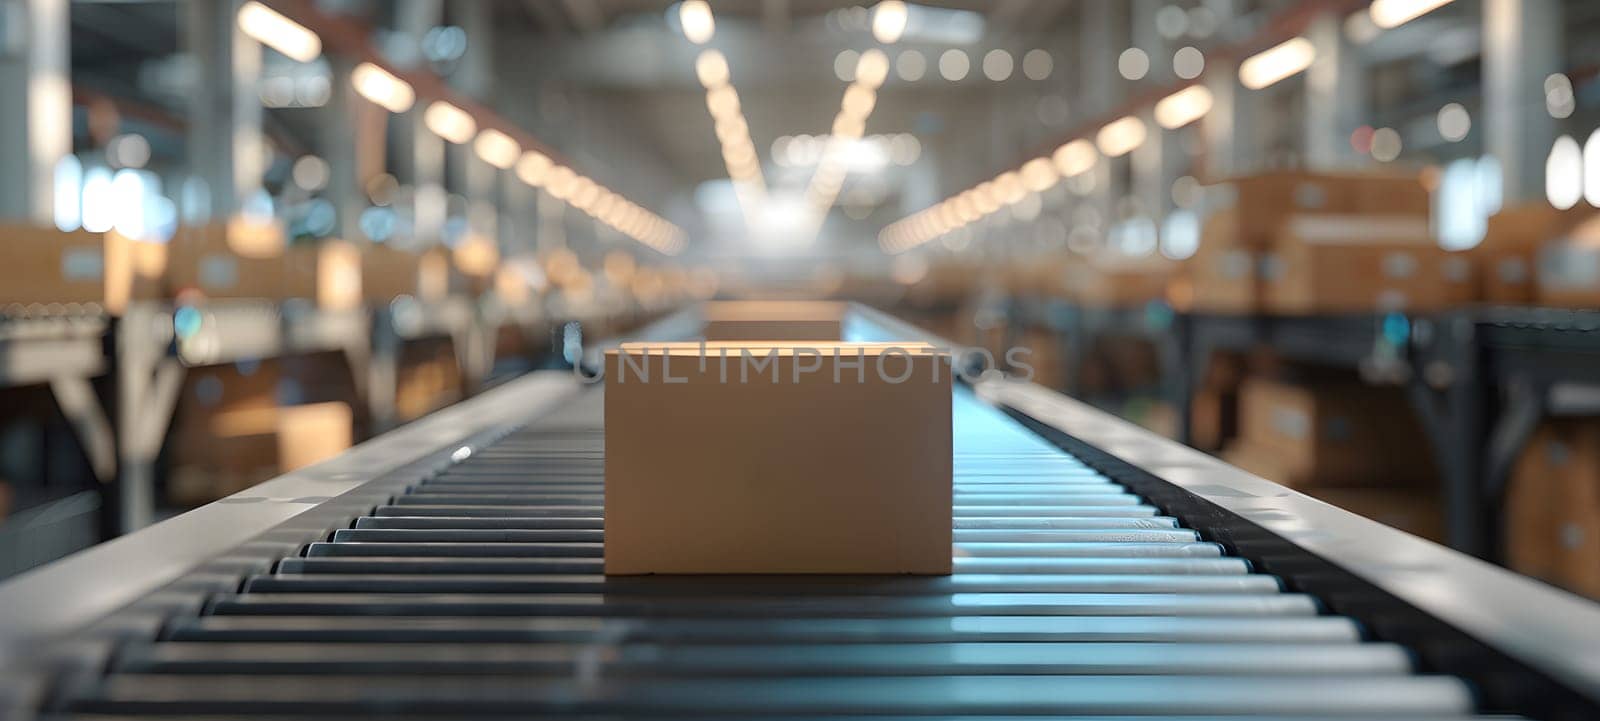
1,0,1599,601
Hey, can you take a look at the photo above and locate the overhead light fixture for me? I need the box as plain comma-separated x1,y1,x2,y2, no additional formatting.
695,49,730,88
1096,115,1147,157
424,100,476,144
1052,138,1097,177
855,49,891,90
1239,37,1315,90
679,0,715,44
237,1,321,62
1154,84,1214,129
516,151,552,187
350,62,414,113
473,128,520,169
872,1,909,44
1020,157,1059,192
1368,0,1455,29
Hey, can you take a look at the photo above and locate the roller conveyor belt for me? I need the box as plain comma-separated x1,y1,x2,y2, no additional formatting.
4,308,1600,719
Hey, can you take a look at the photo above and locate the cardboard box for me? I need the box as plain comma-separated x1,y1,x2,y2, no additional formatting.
1190,171,1432,314
170,400,354,506
1063,253,1176,308
1479,203,1595,305
604,342,952,575
168,223,363,308
1263,215,1474,314
361,245,426,304
1534,214,1600,309
1507,421,1600,598
0,225,165,312
701,301,847,341
1234,376,1433,488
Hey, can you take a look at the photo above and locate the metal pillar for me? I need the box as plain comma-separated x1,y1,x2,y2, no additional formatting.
0,0,70,224
184,0,264,218
1304,10,1366,170
323,55,367,243
1484,0,1562,204
395,0,446,248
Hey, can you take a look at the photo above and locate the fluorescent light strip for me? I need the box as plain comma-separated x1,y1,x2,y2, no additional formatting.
351,62,414,113
1369,0,1455,29
1239,36,1315,90
237,1,321,62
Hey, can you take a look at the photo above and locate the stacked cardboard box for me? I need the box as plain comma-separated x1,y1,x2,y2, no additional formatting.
1190,171,1463,314
167,222,363,309
396,344,462,422
1221,375,1442,541
168,400,353,505
1506,421,1600,598
1476,202,1592,304
363,245,452,305
1534,213,1600,309
1061,252,1177,308
0,226,165,312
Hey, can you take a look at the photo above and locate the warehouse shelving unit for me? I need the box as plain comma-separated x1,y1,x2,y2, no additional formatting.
1003,300,1600,559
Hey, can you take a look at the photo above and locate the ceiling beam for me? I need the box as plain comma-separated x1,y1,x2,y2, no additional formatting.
560,0,606,33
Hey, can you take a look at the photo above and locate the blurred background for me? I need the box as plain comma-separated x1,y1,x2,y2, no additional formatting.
0,0,1598,602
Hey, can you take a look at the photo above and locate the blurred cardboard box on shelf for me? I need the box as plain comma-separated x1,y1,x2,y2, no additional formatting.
1233,376,1434,488
1507,421,1600,599
1189,171,1431,314
0,226,165,312
1263,215,1474,314
362,245,452,305
166,220,288,299
1534,214,1600,309
168,222,364,309
1063,252,1176,308
168,401,354,506
604,342,951,575
1478,202,1594,305
701,301,847,341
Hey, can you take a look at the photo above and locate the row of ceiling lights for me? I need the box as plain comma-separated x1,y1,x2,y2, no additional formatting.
238,1,684,255
879,0,1464,254
681,1,767,227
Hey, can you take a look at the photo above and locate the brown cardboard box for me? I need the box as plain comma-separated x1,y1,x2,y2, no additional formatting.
1479,203,1595,304
0,226,164,311
701,301,847,341
1534,215,1600,309
1235,376,1433,488
362,244,425,304
1263,215,1474,314
1190,172,1431,314
604,342,952,575
167,222,289,299
170,401,354,505
1507,421,1600,598
1016,330,1065,389
1064,253,1177,308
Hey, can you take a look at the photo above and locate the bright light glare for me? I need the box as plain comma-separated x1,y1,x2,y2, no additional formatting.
351,62,414,113
516,151,552,187
1095,116,1147,157
237,1,321,62
679,0,715,44
1052,139,1097,177
1369,0,1455,30
1154,85,1213,129
1547,135,1582,210
473,128,520,169
872,1,909,44
1239,37,1315,90
424,101,476,144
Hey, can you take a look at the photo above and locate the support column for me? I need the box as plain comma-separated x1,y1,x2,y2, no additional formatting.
1201,1,1254,178
323,56,367,242
1304,10,1366,169
0,0,71,224
1132,0,1178,224
1484,0,1562,203
396,0,446,248
449,1,499,249
184,0,264,219
1078,1,1125,245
